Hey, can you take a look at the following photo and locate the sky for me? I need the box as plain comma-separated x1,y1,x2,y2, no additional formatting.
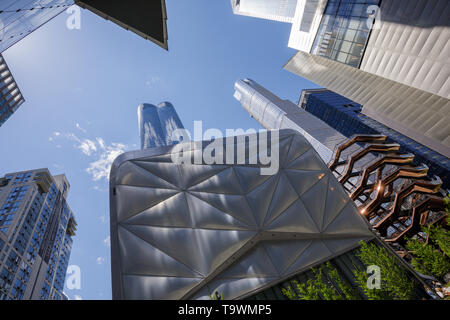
0,1,318,300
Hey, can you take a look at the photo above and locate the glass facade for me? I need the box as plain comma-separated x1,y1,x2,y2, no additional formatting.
232,0,298,23
0,0,74,53
138,102,185,150
311,0,381,67
0,170,76,300
300,89,450,188
0,54,24,127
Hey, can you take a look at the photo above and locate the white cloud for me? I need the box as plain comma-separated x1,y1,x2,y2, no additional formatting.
49,137,54,142
76,123,87,134
86,142,127,181
78,139,97,156
104,236,110,247
96,257,105,265
73,295,83,300
63,132,129,181
54,131,61,136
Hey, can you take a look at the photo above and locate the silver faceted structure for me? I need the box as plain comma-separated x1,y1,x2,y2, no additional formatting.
109,129,374,299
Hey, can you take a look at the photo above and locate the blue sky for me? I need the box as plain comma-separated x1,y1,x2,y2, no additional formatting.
0,1,318,300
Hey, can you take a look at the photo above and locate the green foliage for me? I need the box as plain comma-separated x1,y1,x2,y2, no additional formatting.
208,291,224,300
354,241,415,300
427,225,450,257
282,262,359,300
406,238,450,279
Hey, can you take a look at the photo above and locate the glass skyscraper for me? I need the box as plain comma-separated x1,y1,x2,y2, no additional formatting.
137,102,185,150
0,0,74,53
231,0,298,23
298,89,450,188
0,169,77,300
0,54,24,128
231,0,450,164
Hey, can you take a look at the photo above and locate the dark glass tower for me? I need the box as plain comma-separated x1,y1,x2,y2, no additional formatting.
298,89,450,188
0,54,24,128
137,102,185,150
0,169,77,300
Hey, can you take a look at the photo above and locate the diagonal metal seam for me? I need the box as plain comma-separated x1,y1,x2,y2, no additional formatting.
250,172,281,227
264,166,326,226
285,169,328,198
181,165,230,190
182,233,261,299
233,166,273,194
118,224,206,278
186,191,254,229
321,200,356,234
121,272,203,279
284,135,310,168
125,160,179,189
319,174,331,232
277,240,313,276
117,188,180,223
182,231,368,299
130,160,181,187
262,171,300,226
187,167,244,195
260,244,282,278
278,134,294,168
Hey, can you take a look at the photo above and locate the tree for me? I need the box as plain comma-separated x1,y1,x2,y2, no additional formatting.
282,262,359,300
406,199,450,280
353,241,415,300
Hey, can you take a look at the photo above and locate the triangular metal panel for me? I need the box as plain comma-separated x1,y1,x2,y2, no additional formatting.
323,202,372,236
116,161,177,189
188,191,257,227
116,185,179,222
287,148,326,171
188,167,244,195
122,192,192,228
132,161,181,187
263,240,312,275
284,134,312,166
217,245,279,279
185,193,249,230
122,224,206,276
233,166,273,194
118,226,201,277
322,177,351,231
264,172,299,225
284,169,327,197
246,173,280,226
299,174,329,231
265,199,320,234
122,275,201,300
284,240,332,276
178,164,229,189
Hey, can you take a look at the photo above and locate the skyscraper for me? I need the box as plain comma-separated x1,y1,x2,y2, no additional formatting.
137,102,185,150
0,169,77,300
0,0,73,53
0,0,169,53
231,0,450,160
298,88,450,188
0,54,24,128
234,78,349,163
230,0,298,23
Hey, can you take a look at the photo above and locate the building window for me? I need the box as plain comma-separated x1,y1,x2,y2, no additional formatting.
311,0,381,67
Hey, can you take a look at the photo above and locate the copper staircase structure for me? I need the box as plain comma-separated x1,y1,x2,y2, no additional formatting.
328,134,448,247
